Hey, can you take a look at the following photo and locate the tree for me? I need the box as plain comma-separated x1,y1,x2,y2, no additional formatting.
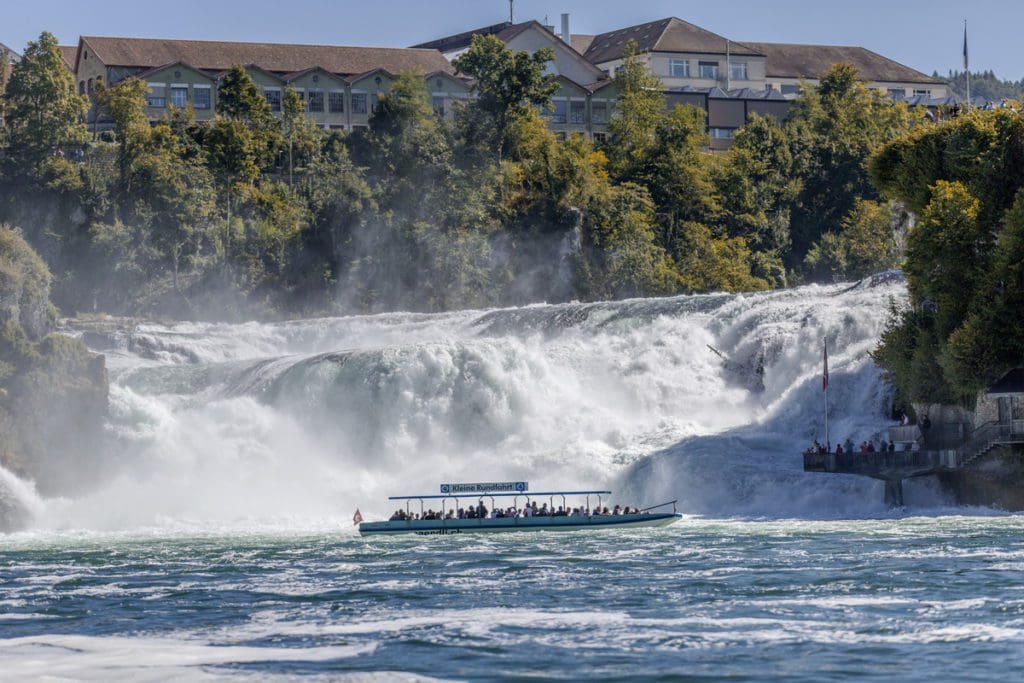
803,199,902,281
215,65,282,169
784,63,915,270
942,188,1024,393
632,103,718,262
904,181,989,340
2,32,87,178
452,35,558,159
280,86,321,186
715,114,800,257
605,41,665,178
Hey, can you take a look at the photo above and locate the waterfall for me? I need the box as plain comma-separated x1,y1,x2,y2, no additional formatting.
17,275,906,531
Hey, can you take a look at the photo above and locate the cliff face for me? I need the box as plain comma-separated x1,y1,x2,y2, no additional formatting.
937,446,1024,510
0,226,108,528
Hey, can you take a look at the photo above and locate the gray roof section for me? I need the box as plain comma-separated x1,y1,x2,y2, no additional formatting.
411,20,529,52
741,41,946,85
987,368,1024,396
0,42,21,61
583,17,760,65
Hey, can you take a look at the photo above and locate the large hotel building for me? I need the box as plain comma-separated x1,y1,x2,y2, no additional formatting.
40,14,952,149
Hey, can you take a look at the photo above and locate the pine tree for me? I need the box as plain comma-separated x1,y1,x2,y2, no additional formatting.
2,32,87,177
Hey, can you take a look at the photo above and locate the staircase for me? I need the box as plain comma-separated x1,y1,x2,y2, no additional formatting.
956,421,1024,469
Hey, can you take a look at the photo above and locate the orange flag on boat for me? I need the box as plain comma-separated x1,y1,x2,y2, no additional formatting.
353,508,363,525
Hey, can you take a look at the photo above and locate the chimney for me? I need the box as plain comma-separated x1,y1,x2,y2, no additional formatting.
561,13,571,44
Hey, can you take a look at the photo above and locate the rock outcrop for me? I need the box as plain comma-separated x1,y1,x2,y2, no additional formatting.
0,225,108,529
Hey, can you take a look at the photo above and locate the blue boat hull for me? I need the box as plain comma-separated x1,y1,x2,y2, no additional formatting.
358,512,682,536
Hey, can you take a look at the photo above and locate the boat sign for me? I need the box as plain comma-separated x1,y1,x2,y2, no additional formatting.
439,482,528,494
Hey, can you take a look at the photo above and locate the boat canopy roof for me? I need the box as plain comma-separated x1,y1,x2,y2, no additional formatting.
388,490,612,501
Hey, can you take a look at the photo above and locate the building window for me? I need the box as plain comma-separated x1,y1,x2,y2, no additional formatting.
549,99,567,123
699,61,719,79
370,93,380,113
781,84,800,95
570,100,586,124
913,89,931,97
591,100,608,124
432,96,445,116
308,89,324,113
78,81,85,95
193,86,211,109
729,61,748,81
593,132,607,144
709,127,735,139
329,91,345,113
146,83,165,107
170,86,188,108
264,88,282,112
669,59,689,77
352,93,367,114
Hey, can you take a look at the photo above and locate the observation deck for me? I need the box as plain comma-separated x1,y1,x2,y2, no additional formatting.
803,421,1024,506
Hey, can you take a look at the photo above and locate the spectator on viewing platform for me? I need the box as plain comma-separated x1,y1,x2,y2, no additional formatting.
836,443,844,456
845,438,855,454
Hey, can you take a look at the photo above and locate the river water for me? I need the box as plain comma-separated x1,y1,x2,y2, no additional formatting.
2,275,1023,679
3,517,1024,681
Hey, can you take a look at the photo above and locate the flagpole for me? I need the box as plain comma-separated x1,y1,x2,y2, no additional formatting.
964,19,971,110
824,337,829,450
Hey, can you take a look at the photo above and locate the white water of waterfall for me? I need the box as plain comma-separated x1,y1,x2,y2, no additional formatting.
5,274,922,532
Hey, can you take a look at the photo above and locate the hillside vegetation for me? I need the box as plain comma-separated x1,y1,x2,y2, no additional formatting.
871,109,1024,404
1,33,922,320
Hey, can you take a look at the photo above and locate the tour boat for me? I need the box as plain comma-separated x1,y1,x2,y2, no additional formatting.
357,481,682,536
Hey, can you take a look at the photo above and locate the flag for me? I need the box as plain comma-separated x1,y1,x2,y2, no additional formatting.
822,342,829,392
353,508,363,525
963,22,969,70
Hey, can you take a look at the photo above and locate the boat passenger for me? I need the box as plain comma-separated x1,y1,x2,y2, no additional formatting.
523,505,533,517
477,500,487,518
613,505,622,515
539,503,549,516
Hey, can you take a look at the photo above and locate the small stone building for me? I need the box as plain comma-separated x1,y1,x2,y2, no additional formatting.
976,368,1024,432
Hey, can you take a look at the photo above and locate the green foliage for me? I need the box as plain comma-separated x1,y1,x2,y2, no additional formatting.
606,41,666,177
0,33,943,322
784,63,916,267
804,199,902,281
2,32,87,180
872,109,1024,403
716,115,799,254
452,35,558,158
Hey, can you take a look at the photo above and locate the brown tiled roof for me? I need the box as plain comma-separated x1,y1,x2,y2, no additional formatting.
741,42,945,85
583,17,760,65
58,45,77,71
79,36,452,78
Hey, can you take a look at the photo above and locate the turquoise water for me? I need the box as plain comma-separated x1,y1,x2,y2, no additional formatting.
3,516,1024,681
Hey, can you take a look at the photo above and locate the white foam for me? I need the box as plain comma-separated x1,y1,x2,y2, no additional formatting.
0,634,376,681
18,277,912,532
